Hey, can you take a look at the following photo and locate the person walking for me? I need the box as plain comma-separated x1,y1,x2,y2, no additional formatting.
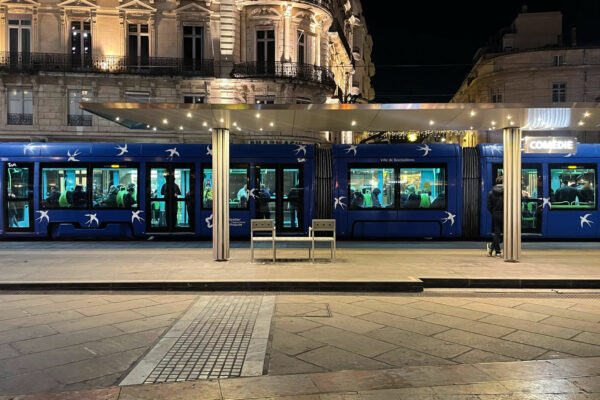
486,176,504,257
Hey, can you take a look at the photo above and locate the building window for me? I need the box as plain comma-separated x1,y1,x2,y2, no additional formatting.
255,96,275,104
256,29,275,73
8,19,31,55
8,88,33,125
128,24,149,67
552,55,565,67
92,166,139,209
71,21,91,67
490,88,503,103
184,95,205,104
125,91,150,103
41,167,88,209
297,30,305,64
183,26,203,69
550,165,596,210
400,167,447,209
552,83,566,102
296,97,311,104
68,90,92,126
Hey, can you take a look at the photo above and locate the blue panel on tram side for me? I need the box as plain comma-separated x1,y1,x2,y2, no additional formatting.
332,144,462,239
231,144,315,160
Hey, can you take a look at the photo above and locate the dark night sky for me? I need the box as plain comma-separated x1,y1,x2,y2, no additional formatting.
361,1,600,103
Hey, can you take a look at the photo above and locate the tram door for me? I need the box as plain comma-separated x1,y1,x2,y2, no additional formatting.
4,163,33,232
255,165,303,233
147,165,194,232
492,164,543,234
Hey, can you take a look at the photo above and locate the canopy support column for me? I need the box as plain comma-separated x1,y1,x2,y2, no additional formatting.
212,128,230,261
503,127,521,262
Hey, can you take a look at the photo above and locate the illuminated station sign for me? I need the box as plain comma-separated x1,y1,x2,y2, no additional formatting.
523,137,577,154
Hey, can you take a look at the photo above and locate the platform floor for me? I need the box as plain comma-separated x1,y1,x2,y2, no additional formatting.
0,241,598,284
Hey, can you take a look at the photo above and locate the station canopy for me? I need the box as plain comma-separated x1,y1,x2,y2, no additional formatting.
81,102,600,133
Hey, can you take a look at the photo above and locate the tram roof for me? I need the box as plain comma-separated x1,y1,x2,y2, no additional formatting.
81,103,600,133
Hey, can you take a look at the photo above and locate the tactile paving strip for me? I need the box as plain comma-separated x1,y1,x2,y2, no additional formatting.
121,295,274,386
145,296,261,382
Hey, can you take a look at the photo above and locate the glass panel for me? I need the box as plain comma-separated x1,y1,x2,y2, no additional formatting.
550,166,596,209
21,28,30,54
7,200,30,228
140,36,149,64
202,168,248,209
6,167,31,199
128,24,137,33
140,24,148,33
349,168,395,209
23,89,32,115
128,34,137,63
256,168,275,219
9,28,18,53
195,37,202,60
183,36,193,60
175,200,190,228
173,168,190,199
283,169,301,229
41,167,87,208
8,89,22,114
150,201,167,228
400,167,446,209
150,168,167,199
83,31,91,56
92,167,138,208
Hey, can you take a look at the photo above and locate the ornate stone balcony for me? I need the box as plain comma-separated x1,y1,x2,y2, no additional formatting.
231,61,336,88
242,0,332,13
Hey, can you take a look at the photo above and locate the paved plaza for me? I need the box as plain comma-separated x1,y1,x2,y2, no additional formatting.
0,290,598,398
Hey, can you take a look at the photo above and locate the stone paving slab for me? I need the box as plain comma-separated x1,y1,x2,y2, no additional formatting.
11,356,593,400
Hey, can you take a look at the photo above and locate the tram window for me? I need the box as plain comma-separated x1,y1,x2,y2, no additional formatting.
549,165,596,210
92,166,138,209
202,167,249,209
6,166,32,229
41,167,88,208
348,168,395,209
399,167,446,209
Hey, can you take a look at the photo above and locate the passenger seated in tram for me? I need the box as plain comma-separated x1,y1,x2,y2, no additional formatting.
59,188,71,208
430,192,445,209
123,184,137,208
403,185,421,208
203,184,213,208
257,184,271,218
350,186,364,208
371,187,382,208
72,185,86,208
103,186,119,208
578,181,594,204
554,180,578,203
46,186,60,207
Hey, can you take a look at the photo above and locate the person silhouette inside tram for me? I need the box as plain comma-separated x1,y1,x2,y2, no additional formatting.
161,175,181,198
554,180,577,204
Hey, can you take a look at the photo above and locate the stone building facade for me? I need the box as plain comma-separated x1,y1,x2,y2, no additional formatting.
0,0,374,143
452,10,600,143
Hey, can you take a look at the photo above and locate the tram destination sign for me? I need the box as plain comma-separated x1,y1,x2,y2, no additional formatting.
523,137,577,154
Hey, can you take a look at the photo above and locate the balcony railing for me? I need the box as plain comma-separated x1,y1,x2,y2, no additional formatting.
68,114,93,126
231,61,336,88
243,0,332,12
0,52,215,77
7,113,33,125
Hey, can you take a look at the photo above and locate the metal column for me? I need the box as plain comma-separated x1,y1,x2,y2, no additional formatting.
212,128,230,261
502,127,521,262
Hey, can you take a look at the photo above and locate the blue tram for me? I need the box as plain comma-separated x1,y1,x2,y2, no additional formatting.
0,141,598,240
0,143,314,239
479,143,600,239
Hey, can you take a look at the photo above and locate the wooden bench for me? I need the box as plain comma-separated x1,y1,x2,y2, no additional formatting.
251,219,337,263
